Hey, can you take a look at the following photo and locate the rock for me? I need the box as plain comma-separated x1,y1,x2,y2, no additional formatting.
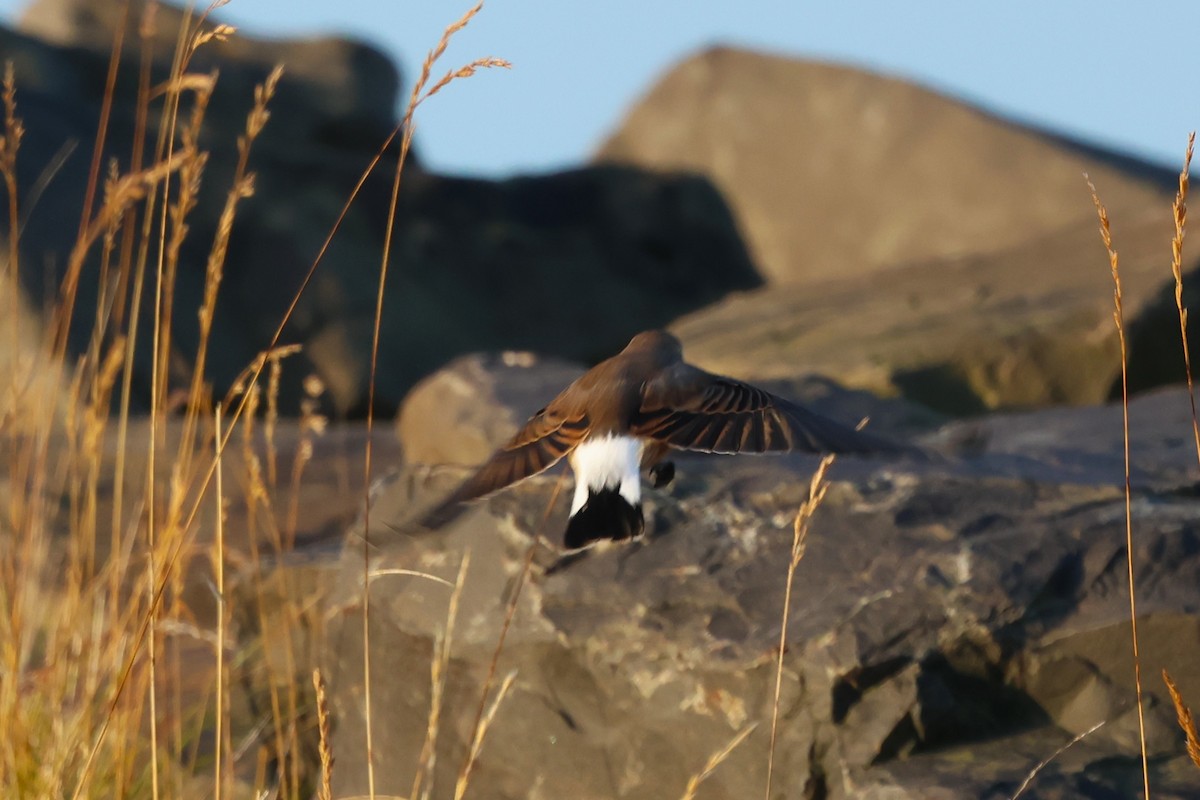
396,350,586,466
595,47,1175,286
2,1,760,417
19,0,401,152
321,166,760,416
301,367,1200,799
672,207,1197,413
595,48,1200,410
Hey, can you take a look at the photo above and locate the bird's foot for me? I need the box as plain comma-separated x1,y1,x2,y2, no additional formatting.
648,461,675,488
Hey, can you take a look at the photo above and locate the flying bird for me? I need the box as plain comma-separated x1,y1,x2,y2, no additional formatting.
420,330,911,549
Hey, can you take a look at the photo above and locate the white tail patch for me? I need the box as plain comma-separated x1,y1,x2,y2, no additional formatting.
568,435,643,514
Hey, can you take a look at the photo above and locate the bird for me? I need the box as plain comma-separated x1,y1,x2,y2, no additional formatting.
418,330,912,549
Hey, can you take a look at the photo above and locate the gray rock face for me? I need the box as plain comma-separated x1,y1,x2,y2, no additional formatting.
2,0,759,416
595,47,1200,412
305,369,1200,799
596,47,1175,286
19,0,401,149
396,350,586,466
673,208,1197,413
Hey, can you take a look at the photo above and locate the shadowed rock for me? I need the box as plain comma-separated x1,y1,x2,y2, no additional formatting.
595,47,1199,411
2,0,760,416
673,208,1198,413
296,363,1200,799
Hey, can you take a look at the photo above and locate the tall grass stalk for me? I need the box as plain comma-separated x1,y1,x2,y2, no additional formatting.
1161,670,1200,769
358,4,509,797
1009,721,1106,800
411,552,471,800
1169,133,1199,467
766,454,834,799
681,723,757,800
1086,175,1150,800
213,406,226,800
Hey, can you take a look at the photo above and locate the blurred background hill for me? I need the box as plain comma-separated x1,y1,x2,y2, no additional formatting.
0,0,1195,418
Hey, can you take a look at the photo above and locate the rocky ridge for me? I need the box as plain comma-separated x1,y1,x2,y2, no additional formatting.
297,371,1200,799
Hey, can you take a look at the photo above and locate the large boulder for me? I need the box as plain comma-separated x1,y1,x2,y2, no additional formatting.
2,1,760,417
672,207,1196,413
298,374,1200,799
595,47,1176,286
594,47,1198,412
396,350,587,466
19,0,402,152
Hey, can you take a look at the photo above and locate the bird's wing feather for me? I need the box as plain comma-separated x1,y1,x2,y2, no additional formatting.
417,406,589,528
630,363,904,454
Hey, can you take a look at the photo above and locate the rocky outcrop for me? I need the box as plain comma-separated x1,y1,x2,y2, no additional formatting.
595,47,1176,286
293,365,1200,799
2,0,760,417
592,47,1200,412
672,207,1196,413
396,351,587,466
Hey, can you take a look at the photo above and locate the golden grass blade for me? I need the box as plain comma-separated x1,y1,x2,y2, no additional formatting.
1169,133,1199,469
313,669,334,800
453,670,518,800
1162,670,1200,768
1,61,23,351
457,469,566,798
213,406,226,800
367,568,456,589
765,454,834,799
681,723,757,800
1087,175,1150,800
411,552,472,800
358,6,505,796
1009,720,1106,799
74,0,127,245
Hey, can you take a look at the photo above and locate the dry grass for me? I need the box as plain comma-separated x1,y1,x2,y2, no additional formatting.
356,3,509,794
1170,133,1198,467
0,1,505,798
681,723,757,800
312,669,333,800
1163,133,1200,776
1162,670,1200,769
1086,174,1151,800
0,0,327,791
1009,721,1107,800
765,454,835,799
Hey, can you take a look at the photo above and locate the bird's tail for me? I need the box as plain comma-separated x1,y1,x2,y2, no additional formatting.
564,487,644,549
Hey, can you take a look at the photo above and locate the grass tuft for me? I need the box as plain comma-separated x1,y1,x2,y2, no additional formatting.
312,669,334,800
1087,174,1150,799
1169,133,1200,468
1009,721,1107,800
681,723,757,800
357,3,508,795
765,454,834,799
1162,670,1200,769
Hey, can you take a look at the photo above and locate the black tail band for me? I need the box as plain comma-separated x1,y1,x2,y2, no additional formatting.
564,487,643,549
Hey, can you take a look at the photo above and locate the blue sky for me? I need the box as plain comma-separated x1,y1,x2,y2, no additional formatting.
1,1,1195,177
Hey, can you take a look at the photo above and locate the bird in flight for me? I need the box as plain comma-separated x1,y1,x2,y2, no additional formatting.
420,330,911,549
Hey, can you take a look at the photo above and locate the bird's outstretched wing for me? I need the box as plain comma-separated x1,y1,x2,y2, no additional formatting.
630,363,906,455
416,407,589,529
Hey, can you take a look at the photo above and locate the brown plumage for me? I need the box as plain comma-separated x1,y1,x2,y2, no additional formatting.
421,330,909,547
